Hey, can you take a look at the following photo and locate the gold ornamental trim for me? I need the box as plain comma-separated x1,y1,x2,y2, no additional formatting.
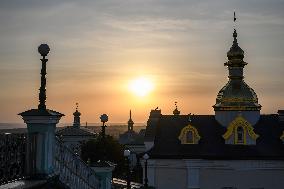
216,106,261,111
221,97,257,103
178,124,201,144
223,115,259,144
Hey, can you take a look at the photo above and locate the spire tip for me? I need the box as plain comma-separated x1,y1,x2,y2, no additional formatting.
75,102,79,111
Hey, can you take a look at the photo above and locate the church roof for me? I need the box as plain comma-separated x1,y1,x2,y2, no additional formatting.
147,114,284,160
56,126,96,137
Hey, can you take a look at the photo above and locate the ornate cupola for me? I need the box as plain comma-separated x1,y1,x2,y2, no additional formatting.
73,103,81,128
128,110,134,131
213,16,261,127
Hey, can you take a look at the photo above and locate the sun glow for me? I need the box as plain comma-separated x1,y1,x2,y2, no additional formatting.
129,77,154,97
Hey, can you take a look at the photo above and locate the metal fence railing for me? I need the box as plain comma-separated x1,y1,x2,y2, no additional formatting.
0,133,27,185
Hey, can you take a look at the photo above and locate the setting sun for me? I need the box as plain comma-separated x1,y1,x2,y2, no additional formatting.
129,77,154,97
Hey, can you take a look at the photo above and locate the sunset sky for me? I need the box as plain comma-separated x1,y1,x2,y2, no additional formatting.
0,0,284,124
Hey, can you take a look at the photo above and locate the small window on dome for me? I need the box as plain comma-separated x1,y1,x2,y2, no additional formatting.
186,130,194,144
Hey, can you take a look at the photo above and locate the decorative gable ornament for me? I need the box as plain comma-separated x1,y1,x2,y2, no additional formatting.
178,124,201,144
223,115,259,145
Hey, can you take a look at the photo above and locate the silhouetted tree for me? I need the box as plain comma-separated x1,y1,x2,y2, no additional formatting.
81,135,126,178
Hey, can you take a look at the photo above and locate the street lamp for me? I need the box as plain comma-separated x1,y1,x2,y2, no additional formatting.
143,153,149,187
124,149,131,189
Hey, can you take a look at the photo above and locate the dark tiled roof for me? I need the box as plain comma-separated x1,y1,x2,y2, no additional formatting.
148,114,284,160
56,126,95,136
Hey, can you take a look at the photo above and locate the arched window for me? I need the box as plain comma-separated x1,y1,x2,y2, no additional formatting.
178,124,201,144
223,115,259,145
236,126,244,144
186,130,194,144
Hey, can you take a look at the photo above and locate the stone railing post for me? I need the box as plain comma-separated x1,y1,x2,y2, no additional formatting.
91,162,115,189
19,44,64,178
19,112,63,178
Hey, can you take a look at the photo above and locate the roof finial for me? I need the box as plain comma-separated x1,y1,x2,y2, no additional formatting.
76,102,79,111
225,11,245,64
233,11,238,45
173,101,180,115
233,29,238,44
128,109,134,131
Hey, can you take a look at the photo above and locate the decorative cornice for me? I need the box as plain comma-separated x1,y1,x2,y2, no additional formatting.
214,106,261,111
221,97,258,103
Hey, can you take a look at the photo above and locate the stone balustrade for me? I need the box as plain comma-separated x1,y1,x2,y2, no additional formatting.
53,138,100,189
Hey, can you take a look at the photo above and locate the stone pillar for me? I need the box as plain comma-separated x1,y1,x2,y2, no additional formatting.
19,110,64,178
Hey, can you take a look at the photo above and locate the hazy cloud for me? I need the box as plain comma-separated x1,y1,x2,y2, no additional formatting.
1,0,284,122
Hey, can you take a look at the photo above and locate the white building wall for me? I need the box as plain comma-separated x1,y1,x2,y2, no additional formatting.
200,169,284,189
215,111,260,127
147,159,187,189
147,160,156,186
147,159,284,189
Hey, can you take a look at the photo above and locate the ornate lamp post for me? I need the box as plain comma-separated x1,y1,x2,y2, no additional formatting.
143,153,149,187
100,114,108,160
100,114,108,139
19,44,64,178
37,44,50,110
124,149,131,189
